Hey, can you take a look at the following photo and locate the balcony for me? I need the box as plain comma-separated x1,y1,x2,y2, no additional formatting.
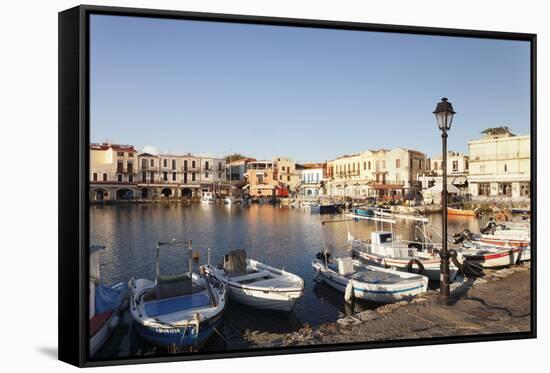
116,168,136,174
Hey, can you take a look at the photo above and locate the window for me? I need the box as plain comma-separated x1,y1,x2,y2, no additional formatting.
452,160,458,172
184,160,188,170
368,161,371,170
172,172,176,181
363,162,366,170
150,159,154,167
129,152,134,157
218,172,222,178
150,171,155,180
396,159,401,168
103,173,107,181
287,175,291,182
218,162,222,171
128,174,134,182
142,171,146,182
117,160,124,172
141,158,148,168
163,171,168,181
282,166,286,171
192,160,196,168
117,151,124,157
504,164,508,172
434,162,438,170
92,173,98,181
192,172,196,181
478,183,491,196
127,160,133,173
172,159,176,170
205,172,209,178
205,161,210,170
163,159,167,168
117,174,122,182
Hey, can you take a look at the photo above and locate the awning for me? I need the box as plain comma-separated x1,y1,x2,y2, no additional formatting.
427,183,460,194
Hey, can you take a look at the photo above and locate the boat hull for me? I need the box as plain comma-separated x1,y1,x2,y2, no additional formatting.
227,284,301,311
89,311,119,356
133,313,222,350
313,261,428,303
448,207,477,217
353,250,458,282
462,247,521,268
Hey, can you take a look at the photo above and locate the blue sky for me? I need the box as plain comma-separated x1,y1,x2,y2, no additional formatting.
90,15,530,162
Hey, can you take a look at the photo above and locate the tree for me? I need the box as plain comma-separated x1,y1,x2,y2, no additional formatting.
481,126,515,136
224,153,249,163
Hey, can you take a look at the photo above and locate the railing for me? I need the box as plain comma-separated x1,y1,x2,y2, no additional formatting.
116,169,136,174
470,152,530,161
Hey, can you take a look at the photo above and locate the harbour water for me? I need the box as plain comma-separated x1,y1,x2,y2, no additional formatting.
90,203,483,358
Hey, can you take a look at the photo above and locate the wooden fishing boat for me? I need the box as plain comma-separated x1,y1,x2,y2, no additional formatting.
349,231,460,282
129,240,226,351
204,250,304,312
448,207,478,217
456,243,521,268
89,245,128,357
312,255,428,303
201,192,216,204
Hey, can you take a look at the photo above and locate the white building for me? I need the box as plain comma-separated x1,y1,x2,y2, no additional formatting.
299,163,326,198
418,151,469,191
467,127,530,201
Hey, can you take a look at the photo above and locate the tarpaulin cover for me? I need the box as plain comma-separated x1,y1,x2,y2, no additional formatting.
95,282,127,314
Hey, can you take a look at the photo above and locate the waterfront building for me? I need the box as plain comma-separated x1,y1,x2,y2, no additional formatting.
326,148,427,201
274,157,302,195
467,127,530,201
418,151,469,193
300,163,326,198
245,160,278,197
89,143,137,201
227,157,256,181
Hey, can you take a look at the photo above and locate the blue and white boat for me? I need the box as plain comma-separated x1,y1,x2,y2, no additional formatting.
312,254,428,303
89,245,128,357
352,207,374,217
129,240,226,352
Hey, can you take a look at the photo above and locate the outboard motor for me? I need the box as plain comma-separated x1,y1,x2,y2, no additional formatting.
480,220,498,235
316,251,331,262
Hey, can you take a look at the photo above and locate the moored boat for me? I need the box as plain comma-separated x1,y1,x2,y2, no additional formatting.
204,249,304,312
129,240,226,351
456,243,521,268
201,192,216,204
312,255,428,303
349,231,460,282
448,207,478,217
89,245,128,357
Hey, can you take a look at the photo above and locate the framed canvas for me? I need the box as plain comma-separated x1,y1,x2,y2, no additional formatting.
58,5,537,367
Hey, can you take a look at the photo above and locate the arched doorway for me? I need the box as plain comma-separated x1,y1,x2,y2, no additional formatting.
116,188,135,200
139,187,150,199
181,188,193,198
161,188,173,198
91,189,106,201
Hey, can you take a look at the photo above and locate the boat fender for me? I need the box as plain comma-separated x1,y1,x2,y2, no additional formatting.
515,249,523,265
449,249,463,271
109,315,120,330
406,259,424,274
344,281,354,303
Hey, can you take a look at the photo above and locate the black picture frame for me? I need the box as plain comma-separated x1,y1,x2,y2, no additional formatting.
59,4,537,367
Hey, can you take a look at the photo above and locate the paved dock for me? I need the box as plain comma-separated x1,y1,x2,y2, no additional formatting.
244,264,532,347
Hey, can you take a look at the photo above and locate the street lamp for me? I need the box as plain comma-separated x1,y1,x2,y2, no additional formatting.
433,97,456,303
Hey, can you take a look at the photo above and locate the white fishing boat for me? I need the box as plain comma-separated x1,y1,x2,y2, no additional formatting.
224,196,241,204
201,191,216,204
456,243,522,268
204,250,304,312
89,245,127,357
349,231,460,282
129,240,226,351
312,255,428,303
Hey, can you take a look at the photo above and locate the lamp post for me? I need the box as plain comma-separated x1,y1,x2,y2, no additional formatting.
433,97,456,303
